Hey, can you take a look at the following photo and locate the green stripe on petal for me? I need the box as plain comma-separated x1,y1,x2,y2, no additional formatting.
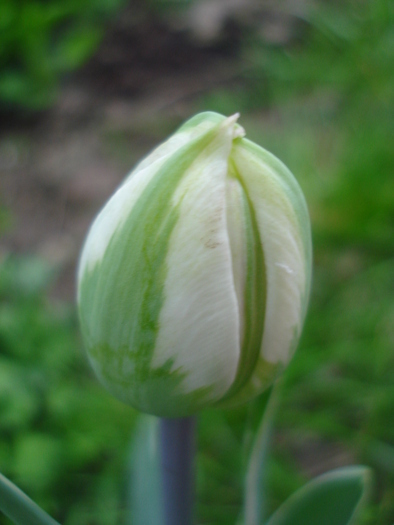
176,111,226,132
78,116,240,416
223,137,312,405
151,116,242,404
218,159,267,403
77,111,312,415
238,138,312,319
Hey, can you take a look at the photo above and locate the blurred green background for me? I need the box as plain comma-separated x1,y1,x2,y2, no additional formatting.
0,0,393,524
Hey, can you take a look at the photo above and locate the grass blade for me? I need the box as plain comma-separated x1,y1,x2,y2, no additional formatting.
243,385,278,525
0,472,60,525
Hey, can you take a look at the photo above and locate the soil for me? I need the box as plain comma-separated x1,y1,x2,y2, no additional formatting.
0,5,243,301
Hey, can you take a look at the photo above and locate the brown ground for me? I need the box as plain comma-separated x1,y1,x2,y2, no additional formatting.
0,6,243,301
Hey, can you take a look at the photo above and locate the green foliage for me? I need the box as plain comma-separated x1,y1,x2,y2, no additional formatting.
0,254,137,524
0,0,125,110
0,472,60,525
193,2,394,523
0,0,393,524
243,0,394,108
265,467,371,525
243,387,276,525
272,259,394,525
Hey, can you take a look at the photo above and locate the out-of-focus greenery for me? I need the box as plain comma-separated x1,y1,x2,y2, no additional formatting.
0,255,136,525
0,0,393,524
196,1,394,524
0,0,126,110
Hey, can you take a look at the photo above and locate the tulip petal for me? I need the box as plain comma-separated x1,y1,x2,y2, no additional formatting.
219,162,267,402
152,116,242,403
78,111,312,415
78,116,242,415
222,138,312,405
78,114,231,278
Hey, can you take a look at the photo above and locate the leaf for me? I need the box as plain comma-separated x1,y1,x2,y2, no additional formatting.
242,385,278,525
127,415,163,525
53,26,103,71
13,434,64,492
265,466,372,525
0,472,60,525
0,255,56,297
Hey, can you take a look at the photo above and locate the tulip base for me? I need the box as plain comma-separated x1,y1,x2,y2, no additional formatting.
159,417,196,525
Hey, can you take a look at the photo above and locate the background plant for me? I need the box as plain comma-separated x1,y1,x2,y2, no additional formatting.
0,0,126,110
0,0,393,523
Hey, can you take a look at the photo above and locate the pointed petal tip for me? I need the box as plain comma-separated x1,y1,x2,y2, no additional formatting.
228,112,241,123
221,113,246,140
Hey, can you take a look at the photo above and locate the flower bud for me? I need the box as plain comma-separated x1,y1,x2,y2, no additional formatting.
77,112,312,417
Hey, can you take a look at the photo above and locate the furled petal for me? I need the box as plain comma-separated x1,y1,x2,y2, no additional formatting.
78,114,245,416
77,111,312,416
152,116,243,402
220,137,312,406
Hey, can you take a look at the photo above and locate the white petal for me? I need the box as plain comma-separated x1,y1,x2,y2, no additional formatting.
78,115,227,283
225,176,248,347
152,119,241,400
232,140,308,366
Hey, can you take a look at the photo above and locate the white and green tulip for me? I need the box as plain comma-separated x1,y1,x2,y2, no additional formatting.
77,112,312,417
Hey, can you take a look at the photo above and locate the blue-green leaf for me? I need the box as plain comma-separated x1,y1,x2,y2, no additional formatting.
265,466,372,525
0,472,60,525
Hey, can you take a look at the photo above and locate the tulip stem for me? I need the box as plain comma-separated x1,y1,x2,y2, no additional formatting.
159,417,196,525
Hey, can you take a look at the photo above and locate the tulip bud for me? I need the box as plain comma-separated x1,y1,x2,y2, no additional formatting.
77,112,312,417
